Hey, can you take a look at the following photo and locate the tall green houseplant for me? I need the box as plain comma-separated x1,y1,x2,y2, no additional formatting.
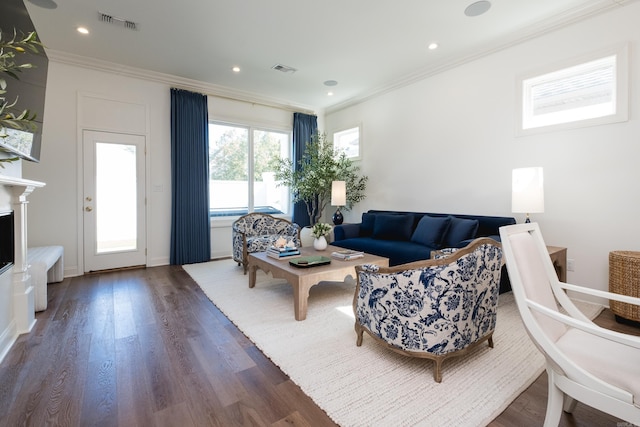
0,30,41,166
271,132,367,225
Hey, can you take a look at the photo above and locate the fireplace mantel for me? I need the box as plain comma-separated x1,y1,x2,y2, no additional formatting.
0,175,45,194
0,174,45,336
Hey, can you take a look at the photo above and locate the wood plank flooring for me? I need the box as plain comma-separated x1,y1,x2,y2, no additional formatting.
0,264,637,426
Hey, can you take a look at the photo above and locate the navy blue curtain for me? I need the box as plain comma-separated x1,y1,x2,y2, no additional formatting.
170,88,211,264
292,112,318,227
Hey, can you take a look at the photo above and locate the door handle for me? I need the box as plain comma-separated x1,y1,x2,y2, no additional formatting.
85,206,93,212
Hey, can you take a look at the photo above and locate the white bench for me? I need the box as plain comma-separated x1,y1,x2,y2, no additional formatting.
28,246,64,312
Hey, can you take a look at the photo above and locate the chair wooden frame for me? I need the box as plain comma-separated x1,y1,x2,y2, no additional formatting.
499,223,640,426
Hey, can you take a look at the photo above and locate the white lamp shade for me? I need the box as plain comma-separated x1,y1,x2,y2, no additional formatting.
512,167,544,213
331,181,346,206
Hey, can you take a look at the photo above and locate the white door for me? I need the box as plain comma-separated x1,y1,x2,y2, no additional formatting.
83,130,146,272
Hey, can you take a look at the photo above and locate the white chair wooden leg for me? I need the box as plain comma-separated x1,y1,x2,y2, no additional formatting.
544,369,564,427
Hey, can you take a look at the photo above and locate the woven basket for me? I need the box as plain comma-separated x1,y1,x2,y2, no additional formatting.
609,250,640,322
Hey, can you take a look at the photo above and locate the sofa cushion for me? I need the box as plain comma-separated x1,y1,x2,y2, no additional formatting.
360,212,376,237
411,215,451,248
443,217,479,247
372,214,414,241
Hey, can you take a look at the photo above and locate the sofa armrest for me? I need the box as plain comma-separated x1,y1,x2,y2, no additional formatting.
334,223,361,241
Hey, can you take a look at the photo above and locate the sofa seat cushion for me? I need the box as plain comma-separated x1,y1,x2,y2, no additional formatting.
332,238,434,266
372,214,414,241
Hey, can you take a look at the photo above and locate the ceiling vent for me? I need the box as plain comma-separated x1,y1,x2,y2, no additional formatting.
271,64,297,74
98,11,139,31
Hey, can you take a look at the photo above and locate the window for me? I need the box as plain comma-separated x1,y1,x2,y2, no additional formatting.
519,44,628,134
208,122,290,217
333,125,361,160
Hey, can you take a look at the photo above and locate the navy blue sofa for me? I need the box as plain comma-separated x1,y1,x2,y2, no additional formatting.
332,209,516,293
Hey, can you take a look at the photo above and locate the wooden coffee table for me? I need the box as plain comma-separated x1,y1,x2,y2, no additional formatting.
248,245,389,321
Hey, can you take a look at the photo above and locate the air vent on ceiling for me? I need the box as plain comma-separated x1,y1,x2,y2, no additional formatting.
98,11,139,31
271,64,297,74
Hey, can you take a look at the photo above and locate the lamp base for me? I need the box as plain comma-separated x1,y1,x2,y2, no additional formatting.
332,208,344,225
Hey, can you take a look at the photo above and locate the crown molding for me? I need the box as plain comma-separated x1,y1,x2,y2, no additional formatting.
45,50,317,116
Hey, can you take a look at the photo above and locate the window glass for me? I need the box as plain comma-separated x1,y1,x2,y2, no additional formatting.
209,123,290,217
519,44,628,134
333,126,360,159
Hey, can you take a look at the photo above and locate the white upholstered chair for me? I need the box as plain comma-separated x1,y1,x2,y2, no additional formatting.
499,223,640,426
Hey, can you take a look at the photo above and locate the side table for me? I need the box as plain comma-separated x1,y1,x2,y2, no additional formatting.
547,246,567,282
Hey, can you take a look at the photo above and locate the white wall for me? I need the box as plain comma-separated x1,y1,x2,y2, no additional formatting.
23,61,173,274
325,3,640,292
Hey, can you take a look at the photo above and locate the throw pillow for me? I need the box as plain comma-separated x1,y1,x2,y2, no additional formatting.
410,215,451,248
443,217,479,247
372,214,414,241
359,212,376,237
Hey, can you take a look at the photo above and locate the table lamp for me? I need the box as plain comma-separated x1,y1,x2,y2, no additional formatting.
331,181,346,225
512,167,544,223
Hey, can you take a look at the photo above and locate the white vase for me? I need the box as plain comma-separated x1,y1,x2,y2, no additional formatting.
313,235,328,251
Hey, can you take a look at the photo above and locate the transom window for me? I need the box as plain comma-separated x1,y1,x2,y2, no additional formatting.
519,44,628,134
208,122,291,217
333,126,361,160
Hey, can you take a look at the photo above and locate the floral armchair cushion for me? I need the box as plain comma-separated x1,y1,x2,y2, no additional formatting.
353,237,503,382
232,213,301,273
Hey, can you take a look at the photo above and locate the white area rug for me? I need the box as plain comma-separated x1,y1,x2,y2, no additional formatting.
183,259,603,427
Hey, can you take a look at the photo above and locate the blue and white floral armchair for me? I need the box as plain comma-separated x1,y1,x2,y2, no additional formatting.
353,237,503,382
232,213,301,274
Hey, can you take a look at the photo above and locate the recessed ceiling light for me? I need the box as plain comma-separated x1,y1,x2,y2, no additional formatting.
324,80,338,87
428,43,439,50
327,91,334,96
232,66,240,73
77,27,89,35
465,1,491,17
27,0,58,9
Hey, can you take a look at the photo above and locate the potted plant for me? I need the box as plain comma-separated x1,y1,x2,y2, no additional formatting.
0,30,42,167
271,132,368,227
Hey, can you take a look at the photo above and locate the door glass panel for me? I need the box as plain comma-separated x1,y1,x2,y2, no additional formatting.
96,142,137,253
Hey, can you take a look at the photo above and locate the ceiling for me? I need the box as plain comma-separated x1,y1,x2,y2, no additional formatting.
20,0,632,112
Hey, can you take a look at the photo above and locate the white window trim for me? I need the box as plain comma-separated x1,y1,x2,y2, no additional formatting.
516,43,629,136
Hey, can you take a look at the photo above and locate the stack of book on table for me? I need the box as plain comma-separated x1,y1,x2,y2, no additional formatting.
331,249,364,261
266,245,300,259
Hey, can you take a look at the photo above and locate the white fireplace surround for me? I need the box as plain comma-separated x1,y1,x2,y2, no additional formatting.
0,174,45,362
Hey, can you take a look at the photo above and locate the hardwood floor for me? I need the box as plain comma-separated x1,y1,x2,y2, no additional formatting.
0,265,638,426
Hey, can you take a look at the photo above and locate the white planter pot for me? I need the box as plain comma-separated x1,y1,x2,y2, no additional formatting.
313,236,328,251
300,226,314,247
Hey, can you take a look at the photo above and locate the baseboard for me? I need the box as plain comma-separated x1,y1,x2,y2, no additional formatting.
0,318,17,364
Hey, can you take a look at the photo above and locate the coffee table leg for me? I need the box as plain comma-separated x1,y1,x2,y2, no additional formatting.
292,280,314,321
249,264,257,288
